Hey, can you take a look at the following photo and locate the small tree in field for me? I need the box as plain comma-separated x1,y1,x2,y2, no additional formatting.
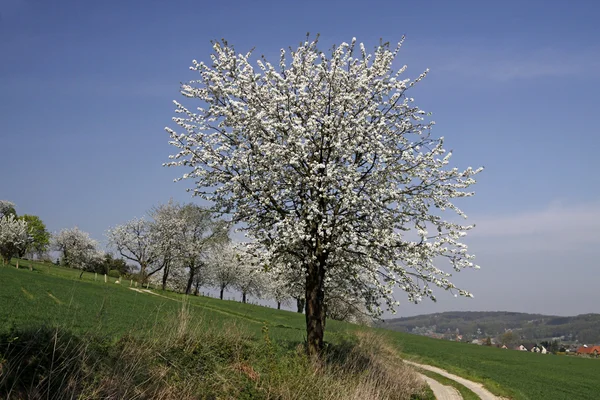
0,201,16,219
18,215,50,259
233,249,266,304
207,244,238,300
173,203,229,295
166,36,482,355
53,227,101,277
0,215,29,264
149,201,185,290
107,218,162,284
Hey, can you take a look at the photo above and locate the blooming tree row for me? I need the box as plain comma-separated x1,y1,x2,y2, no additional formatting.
53,227,102,277
107,201,228,290
1,198,374,323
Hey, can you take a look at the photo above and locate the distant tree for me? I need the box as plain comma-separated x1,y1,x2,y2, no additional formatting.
149,201,185,290
97,253,130,276
264,256,304,311
501,330,518,347
17,215,50,259
233,250,266,304
0,201,16,219
168,203,229,294
208,244,239,300
484,337,492,346
107,218,162,284
0,215,29,264
53,227,101,277
265,270,292,310
327,295,372,326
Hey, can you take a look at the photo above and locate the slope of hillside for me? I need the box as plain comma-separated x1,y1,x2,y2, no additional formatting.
383,311,600,343
2,261,600,399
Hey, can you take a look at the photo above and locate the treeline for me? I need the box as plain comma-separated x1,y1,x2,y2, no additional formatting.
1,199,371,326
383,311,600,343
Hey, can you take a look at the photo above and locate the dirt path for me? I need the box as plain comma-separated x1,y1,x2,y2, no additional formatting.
129,287,176,300
416,372,462,400
405,361,502,400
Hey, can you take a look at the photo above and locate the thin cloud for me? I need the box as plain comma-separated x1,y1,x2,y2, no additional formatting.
432,46,600,81
0,76,178,99
467,201,600,252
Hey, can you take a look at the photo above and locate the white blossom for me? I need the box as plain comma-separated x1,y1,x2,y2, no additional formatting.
232,246,267,303
106,217,162,283
0,200,16,218
164,202,229,294
53,227,101,271
166,36,482,353
0,214,29,264
207,243,240,300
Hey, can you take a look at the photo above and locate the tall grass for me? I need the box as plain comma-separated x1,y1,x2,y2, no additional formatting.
0,299,429,400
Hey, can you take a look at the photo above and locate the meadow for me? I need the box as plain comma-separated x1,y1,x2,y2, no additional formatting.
1,260,599,399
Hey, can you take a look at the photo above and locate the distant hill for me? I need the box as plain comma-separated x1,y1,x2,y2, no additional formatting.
382,311,600,344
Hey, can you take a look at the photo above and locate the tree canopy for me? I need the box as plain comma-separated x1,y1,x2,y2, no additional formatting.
0,201,16,219
0,215,29,264
18,214,50,258
53,227,101,274
167,36,482,355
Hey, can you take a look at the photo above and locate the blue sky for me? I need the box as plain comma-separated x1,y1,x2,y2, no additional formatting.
1,0,599,317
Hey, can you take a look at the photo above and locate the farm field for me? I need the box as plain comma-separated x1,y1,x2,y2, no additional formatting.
1,260,599,399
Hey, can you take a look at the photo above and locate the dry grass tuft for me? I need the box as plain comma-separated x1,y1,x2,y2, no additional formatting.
256,330,428,400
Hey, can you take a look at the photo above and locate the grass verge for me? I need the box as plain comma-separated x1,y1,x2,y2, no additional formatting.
0,309,429,399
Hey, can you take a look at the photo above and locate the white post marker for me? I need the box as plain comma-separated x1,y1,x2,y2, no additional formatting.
95,272,97,281
104,274,107,283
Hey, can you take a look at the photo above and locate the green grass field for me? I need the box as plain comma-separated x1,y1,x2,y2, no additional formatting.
2,260,599,399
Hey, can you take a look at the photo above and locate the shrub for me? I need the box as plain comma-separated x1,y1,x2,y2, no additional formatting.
107,269,120,278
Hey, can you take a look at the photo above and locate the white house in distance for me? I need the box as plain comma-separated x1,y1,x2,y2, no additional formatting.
516,344,548,353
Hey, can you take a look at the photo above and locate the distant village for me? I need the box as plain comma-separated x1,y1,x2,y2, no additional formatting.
409,326,600,357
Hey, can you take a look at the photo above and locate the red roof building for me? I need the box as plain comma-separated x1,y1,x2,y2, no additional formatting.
576,346,600,356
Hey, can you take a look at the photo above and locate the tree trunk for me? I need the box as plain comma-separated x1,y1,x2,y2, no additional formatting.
185,267,195,295
277,301,281,310
140,262,148,284
305,255,327,357
194,280,200,296
161,263,171,291
296,297,305,313
242,292,247,303
220,285,225,300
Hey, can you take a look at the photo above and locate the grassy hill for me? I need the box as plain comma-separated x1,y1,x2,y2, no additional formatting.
383,311,600,343
2,260,600,399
